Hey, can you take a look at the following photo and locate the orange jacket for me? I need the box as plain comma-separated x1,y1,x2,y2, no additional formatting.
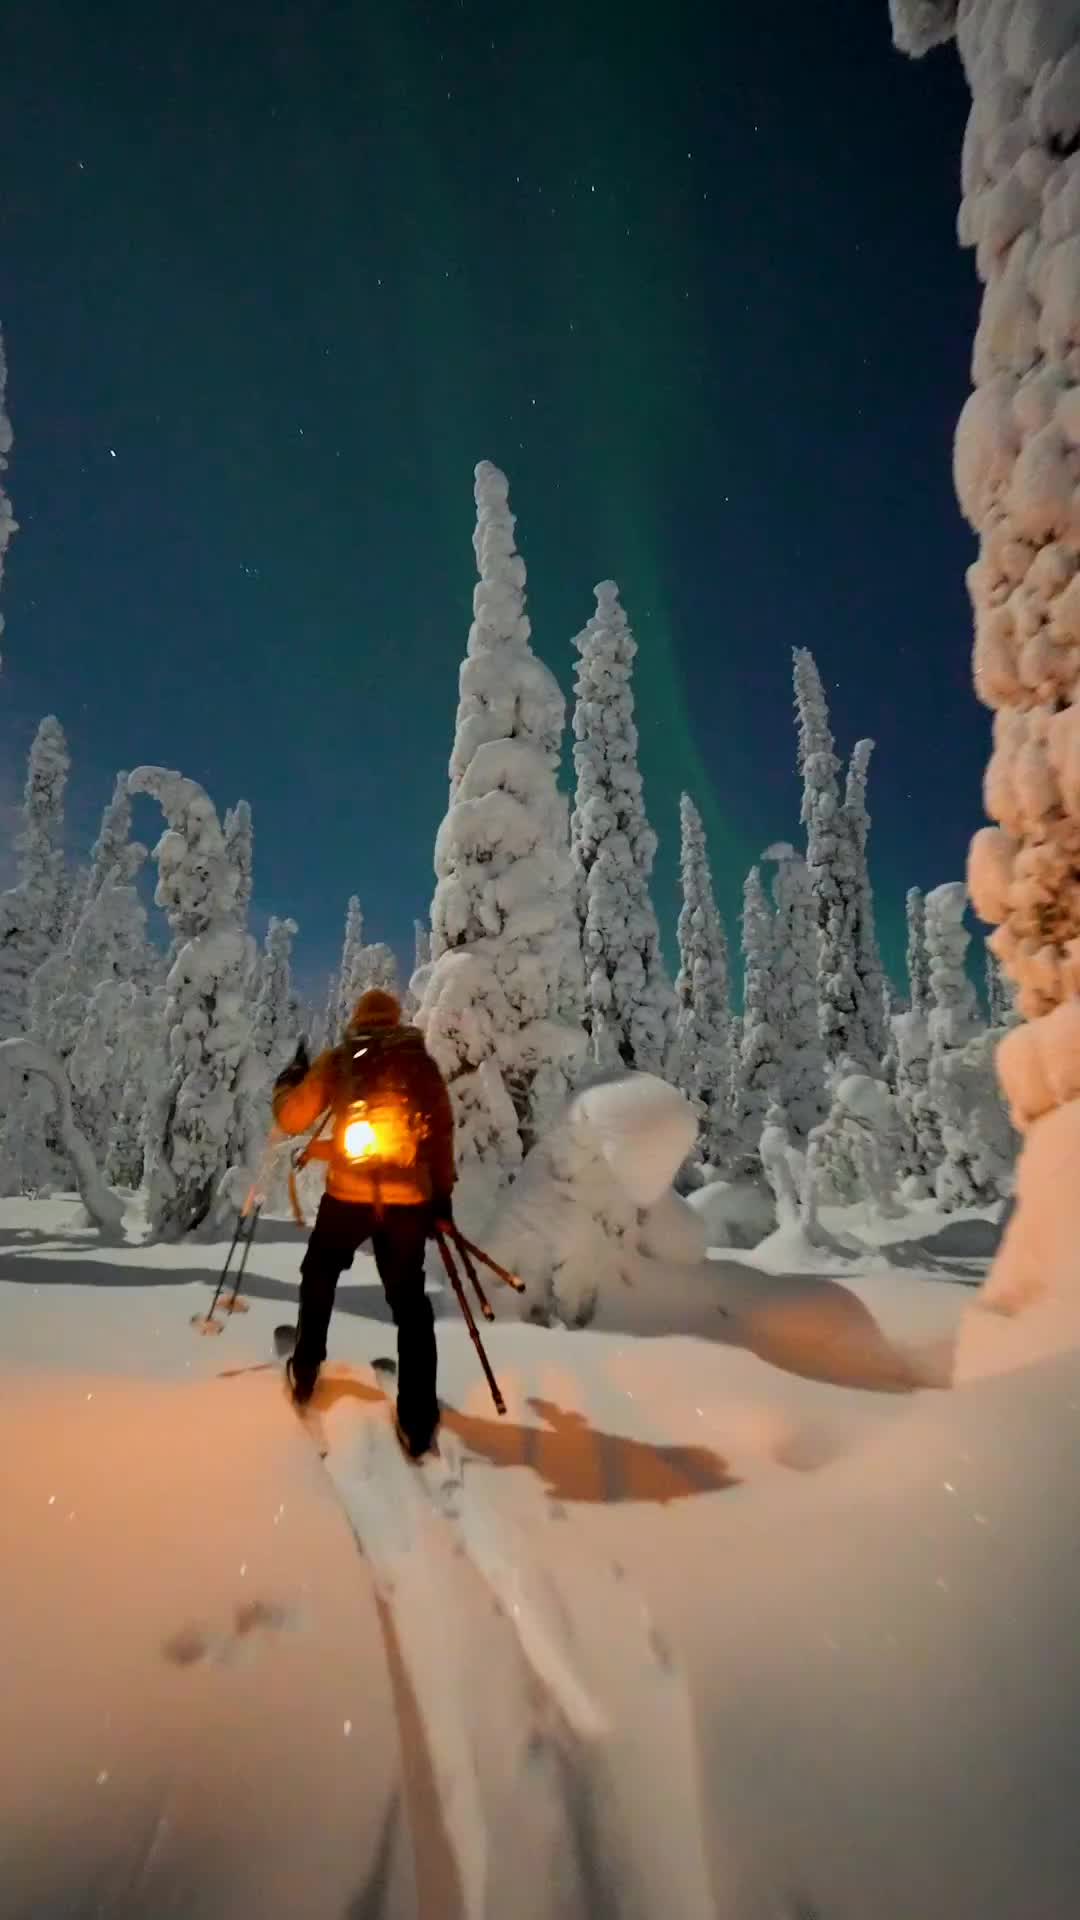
273,1026,456,1208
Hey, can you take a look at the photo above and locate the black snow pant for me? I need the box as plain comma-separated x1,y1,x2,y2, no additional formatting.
295,1194,438,1444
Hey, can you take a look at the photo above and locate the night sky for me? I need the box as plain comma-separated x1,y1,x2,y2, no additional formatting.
0,0,977,998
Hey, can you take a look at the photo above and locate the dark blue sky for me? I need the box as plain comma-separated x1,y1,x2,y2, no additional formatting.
0,0,977,997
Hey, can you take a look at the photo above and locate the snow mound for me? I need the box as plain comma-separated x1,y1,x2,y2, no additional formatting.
574,1074,697,1209
687,1177,776,1249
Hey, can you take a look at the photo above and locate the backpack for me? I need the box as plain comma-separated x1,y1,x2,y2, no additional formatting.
326,1028,432,1204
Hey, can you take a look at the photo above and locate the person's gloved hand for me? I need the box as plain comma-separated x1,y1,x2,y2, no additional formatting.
274,1037,310,1095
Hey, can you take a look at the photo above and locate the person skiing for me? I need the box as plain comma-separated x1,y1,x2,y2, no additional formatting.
272,986,455,1458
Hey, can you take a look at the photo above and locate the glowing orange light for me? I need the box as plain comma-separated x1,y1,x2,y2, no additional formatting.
343,1117,378,1161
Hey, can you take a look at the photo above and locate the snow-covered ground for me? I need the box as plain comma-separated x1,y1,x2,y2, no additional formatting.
3,1194,1080,1919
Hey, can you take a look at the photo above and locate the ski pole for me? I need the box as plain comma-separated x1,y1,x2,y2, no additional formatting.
221,1204,261,1316
446,1225,525,1295
434,1226,506,1417
204,1209,249,1321
438,1218,493,1322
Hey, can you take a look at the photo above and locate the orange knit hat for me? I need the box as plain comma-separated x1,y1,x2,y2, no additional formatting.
348,988,402,1031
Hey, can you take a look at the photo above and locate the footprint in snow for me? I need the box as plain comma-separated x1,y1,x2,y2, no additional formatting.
162,1600,301,1669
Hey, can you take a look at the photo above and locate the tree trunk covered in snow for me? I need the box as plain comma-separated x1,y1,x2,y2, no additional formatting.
130,768,256,1238
417,462,584,1206
571,580,676,1078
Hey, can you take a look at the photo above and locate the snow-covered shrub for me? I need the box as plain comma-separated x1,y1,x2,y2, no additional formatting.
759,1099,805,1231
417,462,585,1205
685,1176,776,1250
130,767,256,1238
808,1063,902,1218
571,580,676,1076
484,1072,698,1327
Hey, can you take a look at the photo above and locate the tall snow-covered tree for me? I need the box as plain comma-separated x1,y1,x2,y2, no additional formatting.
130,767,256,1237
793,649,857,1072
0,331,17,650
891,2,1070,1285
224,801,254,926
333,895,364,1032
355,938,399,997
30,771,153,1099
925,882,999,1208
675,793,734,1167
571,579,676,1076
985,944,1017,1029
843,738,887,1068
252,916,298,1076
905,886,930,1017
765,842,827,1139
0,717,70,1040
731,865,778,1174
414,920,431,973
417,461,585,1200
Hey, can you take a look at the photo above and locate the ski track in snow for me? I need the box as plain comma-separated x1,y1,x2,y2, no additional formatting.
303,1383,716,1920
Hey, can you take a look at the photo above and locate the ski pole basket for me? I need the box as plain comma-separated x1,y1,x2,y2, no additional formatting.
192,1204,262,1336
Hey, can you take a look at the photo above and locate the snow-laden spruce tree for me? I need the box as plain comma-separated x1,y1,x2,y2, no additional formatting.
227,913,300,1209
906,886,930,1016
893,884,941,1193
129,768,256,1237
0,331,17,649
675,793,734,1168
731,865,778,1175
986,943,1019,1029
252,915,298,1077
793,651,887,1075
330,895,399,1026
355,938,399,997
926,882,1013,1208
765,842,827,1140
793,650,858,1069
27,771,160,1182
405,920,431,1015
844,738,888,1069
892,5,1080,1287
417,461,585,1205
571,580,676,1077
0,717,70,1040
224,801,253,925
333,896,364,1032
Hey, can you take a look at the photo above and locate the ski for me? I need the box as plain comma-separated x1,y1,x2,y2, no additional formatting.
272,1323,329,1458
